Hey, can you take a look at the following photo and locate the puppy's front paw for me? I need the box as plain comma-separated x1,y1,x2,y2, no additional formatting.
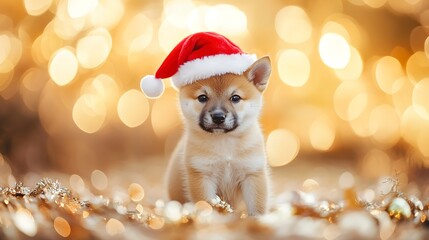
241,172,268,216
246,207,266,217
210,195,234,213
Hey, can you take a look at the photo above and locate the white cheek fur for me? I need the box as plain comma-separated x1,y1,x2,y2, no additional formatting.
180,99,201,122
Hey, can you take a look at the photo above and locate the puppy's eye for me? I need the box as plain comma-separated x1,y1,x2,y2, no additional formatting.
230,95,241,103
197,94,209,103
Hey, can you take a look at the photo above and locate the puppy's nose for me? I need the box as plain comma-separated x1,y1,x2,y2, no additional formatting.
211,112,226,124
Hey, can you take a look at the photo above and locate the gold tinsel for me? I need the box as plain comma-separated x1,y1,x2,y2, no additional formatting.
0,176,428,239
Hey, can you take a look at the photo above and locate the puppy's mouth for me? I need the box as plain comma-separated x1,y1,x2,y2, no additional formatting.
199,123,238,133
199,113,238,133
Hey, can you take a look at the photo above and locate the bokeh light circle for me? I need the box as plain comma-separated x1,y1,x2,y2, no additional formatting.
117,89,149,128
49,48,78,86
267,129,300,167
412,78,429,120
275,6,312,44
277,49,310,87
72,94,107,133
319,33,351,69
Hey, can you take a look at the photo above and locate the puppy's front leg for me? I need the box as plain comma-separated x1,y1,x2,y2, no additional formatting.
241,170,268,216
187,167,217,202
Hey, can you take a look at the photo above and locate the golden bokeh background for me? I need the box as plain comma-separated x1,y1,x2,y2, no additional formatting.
1,0,429,188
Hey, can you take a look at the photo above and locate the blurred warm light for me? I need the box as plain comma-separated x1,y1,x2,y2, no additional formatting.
158,0,193,52
309,115,336,151
362,189,375,202
68,0,98,18
360,149,391,179
319,33,351,69
49,48,78,86
160,2,247,52
148,216,165,230
302,178,319,192
0,154,11,185
339,171,355,189
121,13,153,54
401,106,427,147
90,0,124,29
158,19,189,54
106,218,125,236
425,37,429,58
54,0,86,40
418,131,429,157
277,49,310,87
275,6,312,44
267,129,300,167
2,0,429,214
421,9,429,25
20,68,47,111
54,217,71,238
164,0,195,28
69,174,86,193
0,71,14,93
128,183,145,202
389,0,423,15
412,78,429,120
406,51,429,83
32,25,58,64
164,201,182,222
81,74,119,111
335,47,363,81
72,94,107,133
117,89,149,128
38,83,61,135
369,104,401,147
322,21,351,40
91,169,108,191
136,204,144,213
205,4,247,35
375,56,405,94
0,33,22,73
410,26,428,53
324,225,341,240
334,80,368,121
151,89,181,138
392,78,413,115
13,208,37,237
187,5,211,32
24,0,53,16
21,68,46,92
363,0,387,8
76,28,112,69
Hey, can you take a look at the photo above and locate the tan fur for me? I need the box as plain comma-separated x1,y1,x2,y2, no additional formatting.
165,57,271,216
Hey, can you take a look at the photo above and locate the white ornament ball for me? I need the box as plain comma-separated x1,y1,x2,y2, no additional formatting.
140,75,165,98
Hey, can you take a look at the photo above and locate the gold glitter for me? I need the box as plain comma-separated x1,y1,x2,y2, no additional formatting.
106,218,125,236
54,217,71,238
148,216,165,230
128,183,145,202
91,170,108,191
13,208,37,237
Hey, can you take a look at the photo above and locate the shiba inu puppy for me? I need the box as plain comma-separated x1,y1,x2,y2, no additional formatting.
165,56,272,216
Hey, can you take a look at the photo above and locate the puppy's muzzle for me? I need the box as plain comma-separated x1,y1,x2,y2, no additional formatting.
199,108,238,133
211,111,226,124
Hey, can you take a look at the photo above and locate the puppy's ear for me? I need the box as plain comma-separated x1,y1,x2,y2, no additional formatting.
244,56,271,92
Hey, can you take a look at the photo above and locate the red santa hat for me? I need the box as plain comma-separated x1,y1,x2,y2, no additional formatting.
140,32,257,98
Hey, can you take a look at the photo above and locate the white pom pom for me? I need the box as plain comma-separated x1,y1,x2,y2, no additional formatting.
140,75,165,98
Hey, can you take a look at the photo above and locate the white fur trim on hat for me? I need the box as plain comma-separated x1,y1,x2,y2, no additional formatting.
140,75,165,99
171,53,257,88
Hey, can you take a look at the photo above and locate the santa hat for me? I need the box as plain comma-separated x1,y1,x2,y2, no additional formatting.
140,32,257,98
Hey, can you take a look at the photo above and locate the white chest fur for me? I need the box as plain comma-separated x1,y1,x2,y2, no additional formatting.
184,130,266,204
187,132,265,173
